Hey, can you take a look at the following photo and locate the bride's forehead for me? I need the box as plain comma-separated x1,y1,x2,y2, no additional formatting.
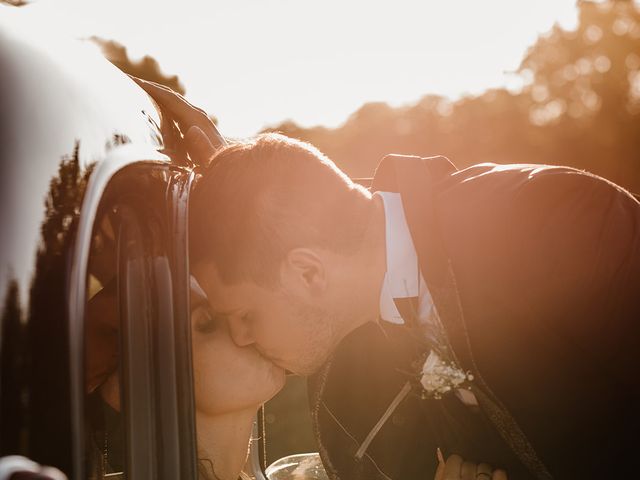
192,261,233,290
191,262,271,306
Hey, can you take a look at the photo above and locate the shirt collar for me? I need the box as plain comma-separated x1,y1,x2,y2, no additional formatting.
375,191,420,324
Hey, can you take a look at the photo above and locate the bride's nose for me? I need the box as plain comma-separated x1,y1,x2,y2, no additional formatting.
227,315,255,347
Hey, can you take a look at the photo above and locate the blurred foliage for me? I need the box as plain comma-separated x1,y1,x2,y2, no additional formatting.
263,0,640,193
90,37,186,95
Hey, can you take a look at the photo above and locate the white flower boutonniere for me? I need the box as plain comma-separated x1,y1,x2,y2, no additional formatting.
419,350,474,399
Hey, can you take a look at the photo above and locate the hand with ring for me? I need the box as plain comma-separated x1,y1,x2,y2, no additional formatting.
434,451,508,480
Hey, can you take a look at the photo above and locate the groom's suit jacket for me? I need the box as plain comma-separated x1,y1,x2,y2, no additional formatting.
308,155,640,479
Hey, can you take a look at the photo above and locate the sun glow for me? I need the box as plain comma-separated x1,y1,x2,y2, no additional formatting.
18,0,579,137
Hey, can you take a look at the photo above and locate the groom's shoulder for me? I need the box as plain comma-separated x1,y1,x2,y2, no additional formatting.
372,154,625,199
448,162,597,188
435,162,638,216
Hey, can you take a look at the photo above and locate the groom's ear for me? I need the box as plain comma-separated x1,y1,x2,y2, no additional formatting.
281,248,327,296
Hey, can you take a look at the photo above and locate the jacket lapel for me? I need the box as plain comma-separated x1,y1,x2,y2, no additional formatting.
377,154,553,480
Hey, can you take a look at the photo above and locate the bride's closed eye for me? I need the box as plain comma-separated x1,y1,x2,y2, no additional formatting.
192,306,219,335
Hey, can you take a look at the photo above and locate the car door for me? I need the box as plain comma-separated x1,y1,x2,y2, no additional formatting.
1,12,199,479
81,160,197,480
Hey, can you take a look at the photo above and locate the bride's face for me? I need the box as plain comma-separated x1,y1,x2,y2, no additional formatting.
190,276,286,416
87,276,284,415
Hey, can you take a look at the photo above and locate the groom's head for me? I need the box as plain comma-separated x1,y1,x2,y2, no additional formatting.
190,133,375,374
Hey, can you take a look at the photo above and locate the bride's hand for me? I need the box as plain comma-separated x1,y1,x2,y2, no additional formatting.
129,76,225,164
434,452,507,480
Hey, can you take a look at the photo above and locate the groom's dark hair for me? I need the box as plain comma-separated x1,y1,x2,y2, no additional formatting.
189,133,372,286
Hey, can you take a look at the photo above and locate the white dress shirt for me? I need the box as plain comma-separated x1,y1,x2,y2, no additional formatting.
375,191,434,326
375,191,479,407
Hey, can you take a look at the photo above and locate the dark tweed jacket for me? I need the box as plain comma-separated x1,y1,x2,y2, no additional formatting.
308,155,640,480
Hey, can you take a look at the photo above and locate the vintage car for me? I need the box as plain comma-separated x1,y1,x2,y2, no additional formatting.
0,8,325,480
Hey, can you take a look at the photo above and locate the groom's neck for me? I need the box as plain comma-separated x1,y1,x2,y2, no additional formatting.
343,195,387,334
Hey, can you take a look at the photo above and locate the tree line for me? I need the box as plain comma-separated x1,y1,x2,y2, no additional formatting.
264,1,640,194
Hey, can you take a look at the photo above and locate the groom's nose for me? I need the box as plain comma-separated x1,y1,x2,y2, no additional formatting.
227,316,255,347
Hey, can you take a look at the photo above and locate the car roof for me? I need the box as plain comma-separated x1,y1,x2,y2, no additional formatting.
0,7,168,310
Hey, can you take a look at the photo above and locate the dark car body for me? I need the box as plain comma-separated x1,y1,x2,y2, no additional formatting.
0,9,198,479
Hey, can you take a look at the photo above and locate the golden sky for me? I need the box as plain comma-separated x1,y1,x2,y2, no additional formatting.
18,0,581,137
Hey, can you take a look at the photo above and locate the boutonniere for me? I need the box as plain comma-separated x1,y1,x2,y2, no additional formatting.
418,350,474,399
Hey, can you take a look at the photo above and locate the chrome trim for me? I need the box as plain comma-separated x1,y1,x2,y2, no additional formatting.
67,145,169,480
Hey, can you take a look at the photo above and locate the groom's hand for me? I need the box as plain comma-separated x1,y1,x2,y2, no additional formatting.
434,453,508,480
129,76,225,165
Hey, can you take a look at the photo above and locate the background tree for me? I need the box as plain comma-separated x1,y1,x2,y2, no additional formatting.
519,0,640,189
91,37,221,125
91,37,186,95
265,0,640,193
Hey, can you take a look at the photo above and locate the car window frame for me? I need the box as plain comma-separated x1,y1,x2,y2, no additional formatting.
69,149,197,480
